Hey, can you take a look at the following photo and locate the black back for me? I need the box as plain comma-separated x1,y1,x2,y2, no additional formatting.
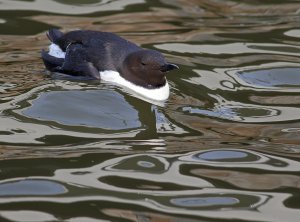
42,29,178,87
54,30,140,72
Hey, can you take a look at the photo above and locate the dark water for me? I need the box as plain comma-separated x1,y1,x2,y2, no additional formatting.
0,0,300,221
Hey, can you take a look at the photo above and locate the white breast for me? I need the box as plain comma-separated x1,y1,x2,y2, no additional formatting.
100,70,170,101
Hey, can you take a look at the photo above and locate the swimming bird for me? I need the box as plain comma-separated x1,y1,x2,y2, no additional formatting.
41,29,179,101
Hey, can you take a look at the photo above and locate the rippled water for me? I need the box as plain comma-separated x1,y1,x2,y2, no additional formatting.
0,0,300,221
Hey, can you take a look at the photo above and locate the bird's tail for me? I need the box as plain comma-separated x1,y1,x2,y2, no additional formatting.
41,50,64,71
46,29,63,43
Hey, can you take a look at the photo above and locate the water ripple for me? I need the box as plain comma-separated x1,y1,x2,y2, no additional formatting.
21,90,141,130
170,196,239,208
180,149,300,172
155,42,300,56
0,210,58,222
0,179,66,196
0,0,300,221
0,0,145,14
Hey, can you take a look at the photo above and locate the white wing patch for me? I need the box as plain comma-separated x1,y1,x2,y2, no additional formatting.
48,43,65,58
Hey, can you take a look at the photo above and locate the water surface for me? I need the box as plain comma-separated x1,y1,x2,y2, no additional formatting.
0,0,299,221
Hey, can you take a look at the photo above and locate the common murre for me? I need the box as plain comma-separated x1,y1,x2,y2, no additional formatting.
41,29,179,101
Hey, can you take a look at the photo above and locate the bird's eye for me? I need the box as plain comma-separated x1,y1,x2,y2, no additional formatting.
141,62,146,66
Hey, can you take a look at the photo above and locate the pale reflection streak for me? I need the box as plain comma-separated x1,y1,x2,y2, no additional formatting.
179,149,300,172
67,217,109,222
0,187,297,221
225,63,300,92
182,62,300,123
0,117,141,144
102,209,200,222
0,82,145,144
155,42,300,56
186,62,300,92
25,149,300,189
53,154,213,192
284,29,300,38
20,90,141,130
183,93,300,123
0,0,145,14
191,169,300,190
0,210,58,222
152,106,188,134
0,179,67,196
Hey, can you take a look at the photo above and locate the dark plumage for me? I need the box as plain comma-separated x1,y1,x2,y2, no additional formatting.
41,29,178,88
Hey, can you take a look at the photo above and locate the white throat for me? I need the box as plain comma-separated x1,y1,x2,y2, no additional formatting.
100,70,170,101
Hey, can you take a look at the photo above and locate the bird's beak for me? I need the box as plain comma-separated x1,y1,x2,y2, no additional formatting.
160,63,179,73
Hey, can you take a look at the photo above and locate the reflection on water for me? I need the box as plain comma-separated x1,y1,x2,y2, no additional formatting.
22,90,141,130
238,67,300,87
0,0,145,15
0,179,66,196
170,196,240,208
0,0,300,221
0,150,298,221
196,150,250,161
